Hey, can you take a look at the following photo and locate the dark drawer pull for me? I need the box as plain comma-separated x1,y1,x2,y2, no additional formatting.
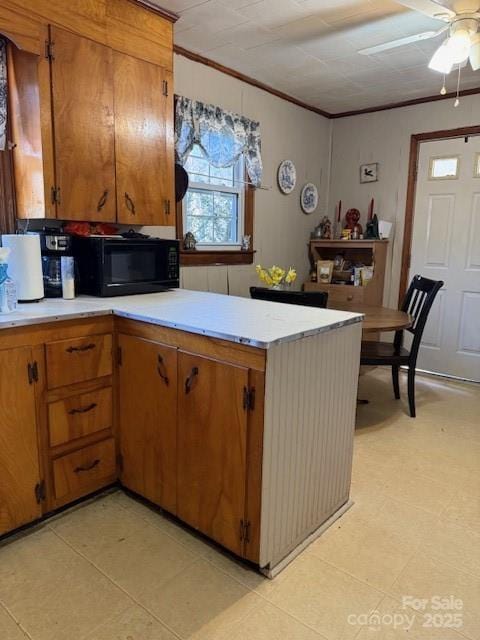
125,192,136,215
157,354,169,386
97,190,109,212
68,402,97,415
66,343,95,353
185,366,199,394
74,459,100,473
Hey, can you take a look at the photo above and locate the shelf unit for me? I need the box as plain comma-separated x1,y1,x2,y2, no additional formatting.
303,239,388,307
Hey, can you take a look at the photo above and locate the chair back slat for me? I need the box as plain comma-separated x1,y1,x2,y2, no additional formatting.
250,287,328,309
396,274,443,361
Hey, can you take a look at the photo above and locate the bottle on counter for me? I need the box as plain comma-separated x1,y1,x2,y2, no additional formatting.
61,256,75,299
0,247,18,313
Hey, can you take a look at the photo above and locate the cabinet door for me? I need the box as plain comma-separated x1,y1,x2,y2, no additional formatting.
114,53,174,226
50,26,116,221
177,352,248,556
0,347,42,535
118,334,177,513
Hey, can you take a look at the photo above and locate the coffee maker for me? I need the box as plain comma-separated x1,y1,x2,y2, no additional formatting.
39,231,73,298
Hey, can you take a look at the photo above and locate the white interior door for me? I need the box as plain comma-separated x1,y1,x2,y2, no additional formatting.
410,137,480,381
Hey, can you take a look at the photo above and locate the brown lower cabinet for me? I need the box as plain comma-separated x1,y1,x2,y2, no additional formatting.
0,346,42,536
118,334,177,514
177,352,249,556
0,318,263,563
117,334,255,558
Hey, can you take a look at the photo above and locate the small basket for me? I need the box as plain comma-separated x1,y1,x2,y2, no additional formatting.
332,269,352,284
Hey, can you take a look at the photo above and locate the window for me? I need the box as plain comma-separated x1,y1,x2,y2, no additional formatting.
183,144,244,248
474,153,480,178
429,156,460,180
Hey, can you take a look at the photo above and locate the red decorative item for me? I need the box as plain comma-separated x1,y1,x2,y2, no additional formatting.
344,208,363,234
64,222,119,237
63,222,91,236
368,198,374,221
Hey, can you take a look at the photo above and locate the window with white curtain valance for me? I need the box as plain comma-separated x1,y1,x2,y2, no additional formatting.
174,95,263,188
0,39,7,151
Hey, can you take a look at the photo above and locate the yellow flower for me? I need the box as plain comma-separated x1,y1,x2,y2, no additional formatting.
255,264,295,287
285,268,297,284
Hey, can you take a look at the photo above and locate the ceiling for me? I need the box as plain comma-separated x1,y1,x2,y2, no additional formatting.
153,0,480,114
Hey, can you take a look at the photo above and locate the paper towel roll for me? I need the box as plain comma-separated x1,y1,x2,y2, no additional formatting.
1,234,44,302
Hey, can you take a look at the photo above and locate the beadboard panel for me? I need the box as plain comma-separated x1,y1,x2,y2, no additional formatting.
260,322,361,569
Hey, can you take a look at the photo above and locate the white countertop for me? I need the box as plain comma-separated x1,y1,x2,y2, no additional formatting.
0,289,363,348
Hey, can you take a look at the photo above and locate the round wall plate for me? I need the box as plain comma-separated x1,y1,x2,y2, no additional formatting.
277,160,296,194
300,183,318,214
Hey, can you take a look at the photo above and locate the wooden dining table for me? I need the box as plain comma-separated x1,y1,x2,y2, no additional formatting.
330,302,413,405
331,302,413,333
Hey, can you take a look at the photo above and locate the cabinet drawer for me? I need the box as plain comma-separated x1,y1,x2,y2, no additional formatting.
326,286,365,306
48,387,112,447
52,438,116,501
46,334,113,389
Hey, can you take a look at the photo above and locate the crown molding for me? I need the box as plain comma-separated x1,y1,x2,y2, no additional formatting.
173,46,331,118
331,86,480,118
173,46,480,119
130,0,179,22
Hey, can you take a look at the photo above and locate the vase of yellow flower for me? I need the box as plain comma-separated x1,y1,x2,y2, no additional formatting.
255,265,297,290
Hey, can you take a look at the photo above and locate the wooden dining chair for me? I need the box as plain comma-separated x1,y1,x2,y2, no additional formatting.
360,274,443,417
250,287,329,308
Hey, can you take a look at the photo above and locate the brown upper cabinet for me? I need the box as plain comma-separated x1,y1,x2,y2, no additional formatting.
2,0,176,225
50,27,116,221
114,54,173,226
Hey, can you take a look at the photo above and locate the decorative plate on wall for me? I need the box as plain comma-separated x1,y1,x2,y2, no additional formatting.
300,183,318,214
277,160,296,194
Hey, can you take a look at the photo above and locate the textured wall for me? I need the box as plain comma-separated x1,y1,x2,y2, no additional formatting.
173,53,333,297
329,94,480,307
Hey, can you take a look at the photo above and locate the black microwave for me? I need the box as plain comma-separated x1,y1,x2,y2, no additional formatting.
72,236,179,297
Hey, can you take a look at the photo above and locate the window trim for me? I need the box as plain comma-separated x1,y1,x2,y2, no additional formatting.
0,126,16,235
177,182,255,267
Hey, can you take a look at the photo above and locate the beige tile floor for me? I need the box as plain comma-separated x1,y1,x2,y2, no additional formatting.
0,368,479,640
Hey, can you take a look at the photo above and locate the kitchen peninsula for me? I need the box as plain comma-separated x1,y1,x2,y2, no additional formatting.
0,290,362,576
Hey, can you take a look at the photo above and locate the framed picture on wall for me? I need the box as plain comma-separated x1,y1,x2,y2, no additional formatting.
360,163,378,183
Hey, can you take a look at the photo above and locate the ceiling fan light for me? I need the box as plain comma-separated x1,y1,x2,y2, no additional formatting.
445,30,471,64
429,43,454,74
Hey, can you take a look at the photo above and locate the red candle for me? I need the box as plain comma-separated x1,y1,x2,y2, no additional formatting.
338,200,342,222
368,198,374,221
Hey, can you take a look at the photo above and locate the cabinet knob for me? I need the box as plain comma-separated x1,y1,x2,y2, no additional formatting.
185,366,199,394
74,459,100,473
68,402,97,415
66,343,95,353
347,295,353,301
157,354,169,386
97,190,109,212
125,192,136,215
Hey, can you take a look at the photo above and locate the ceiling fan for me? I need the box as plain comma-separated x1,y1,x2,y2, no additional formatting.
358,0,480,74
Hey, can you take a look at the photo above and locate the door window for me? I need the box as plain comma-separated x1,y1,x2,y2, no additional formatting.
474,153,480,178
428,156,460,180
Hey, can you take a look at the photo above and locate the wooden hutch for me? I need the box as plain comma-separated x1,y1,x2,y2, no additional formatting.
304,239,388,307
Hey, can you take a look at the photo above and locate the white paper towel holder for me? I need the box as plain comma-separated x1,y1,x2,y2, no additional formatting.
1,234,45,302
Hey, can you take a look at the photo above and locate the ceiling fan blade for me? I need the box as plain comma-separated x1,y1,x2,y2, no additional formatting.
358,27,447,55
396,0,456,20
433,0,480,12
470,34,480,69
